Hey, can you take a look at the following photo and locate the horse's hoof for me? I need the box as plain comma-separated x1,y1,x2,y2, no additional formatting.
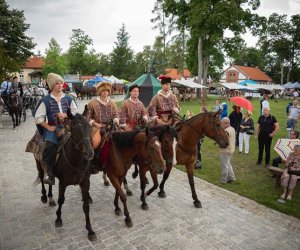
194,200,202,208
88,232,97,241
141,204,149,210
125,218,133,227
49,200,56,207
104,181,110,186
55,220,63,227
158,191,166,198
88,197,93,204
126,190,133,196
41,196,47,204
115,208,122,216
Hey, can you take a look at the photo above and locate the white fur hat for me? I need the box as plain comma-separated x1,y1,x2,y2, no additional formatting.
47,73,64,90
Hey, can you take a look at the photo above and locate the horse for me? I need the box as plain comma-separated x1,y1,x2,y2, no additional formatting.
156,110,229,208
135,125,178,210
7,94,23,128
30,111,96,240
93,128,165,227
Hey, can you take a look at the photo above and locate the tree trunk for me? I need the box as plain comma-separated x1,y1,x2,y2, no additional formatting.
280,59,284,85
198,36,204,105
286,63,291,83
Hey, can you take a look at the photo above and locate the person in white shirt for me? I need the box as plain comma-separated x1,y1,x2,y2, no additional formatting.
261,94,269,114
288,99,300,130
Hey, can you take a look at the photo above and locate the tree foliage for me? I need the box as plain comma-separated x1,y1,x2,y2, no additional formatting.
42,38,67,77
109,24,134,80
66,29,94,75
0,0,35,79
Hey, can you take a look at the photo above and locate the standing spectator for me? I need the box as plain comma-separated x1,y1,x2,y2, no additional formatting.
213,99,223,118
287,99,300,131
220,117,236,184
293,90,299,99
272,130,299,167
261,94,269,114
239,111,254,154
229,105,242,147
279,145,300,200
221,102,228,119
255,107,279,167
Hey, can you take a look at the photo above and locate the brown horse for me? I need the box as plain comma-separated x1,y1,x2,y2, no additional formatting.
95,128,165,227
155,110,229,208
31,111,96,240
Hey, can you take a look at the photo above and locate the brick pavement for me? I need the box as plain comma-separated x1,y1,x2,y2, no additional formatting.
0,99,299,250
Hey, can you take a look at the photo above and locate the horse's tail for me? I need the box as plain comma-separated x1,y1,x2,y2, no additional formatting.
33,175,41,186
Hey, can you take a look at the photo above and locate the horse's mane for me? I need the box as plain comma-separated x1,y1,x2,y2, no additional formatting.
149,125,178,140
112,130,140,149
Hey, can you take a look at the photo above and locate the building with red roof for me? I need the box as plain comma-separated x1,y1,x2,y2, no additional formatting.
164,68,191,80
15,55,45,84
221,65,272,84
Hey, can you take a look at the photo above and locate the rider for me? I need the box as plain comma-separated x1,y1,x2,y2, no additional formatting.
0,77,12,108
148,75,180,125
119,84,148,131
86,82,119,168
34,73,78,185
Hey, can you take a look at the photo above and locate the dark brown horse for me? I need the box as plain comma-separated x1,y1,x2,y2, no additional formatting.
156,110,229,208
7,94,23,128
95,129,165,227
31,111,96,240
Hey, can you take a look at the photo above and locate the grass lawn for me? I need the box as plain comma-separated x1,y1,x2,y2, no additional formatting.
177,96,300,219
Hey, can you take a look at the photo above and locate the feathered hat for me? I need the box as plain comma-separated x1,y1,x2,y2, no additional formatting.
159,74,172,85
96,82,112,95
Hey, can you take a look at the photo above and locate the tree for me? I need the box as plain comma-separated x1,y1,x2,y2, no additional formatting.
109,24,134,80
42,38,68,77
66,29,93,75
0,0,35,79
163,0,261,103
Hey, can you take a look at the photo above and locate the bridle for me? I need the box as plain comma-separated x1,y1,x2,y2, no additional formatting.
61,132,92,174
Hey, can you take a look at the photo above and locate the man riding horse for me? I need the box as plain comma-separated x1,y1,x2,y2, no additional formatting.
119,84,149,131
34,73,78,185
148,75,180,125
86,82,119,168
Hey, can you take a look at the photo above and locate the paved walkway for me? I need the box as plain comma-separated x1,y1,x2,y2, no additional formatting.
0,100,299,250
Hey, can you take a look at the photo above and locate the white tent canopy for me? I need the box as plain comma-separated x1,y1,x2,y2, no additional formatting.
220,83,245,90
106,75,123,84
174,78,208,89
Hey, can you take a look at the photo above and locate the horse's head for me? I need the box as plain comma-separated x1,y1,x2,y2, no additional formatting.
151,125,178,166
68,110,94,160
8,94,21,107
204,110,229,148
144,127,165,174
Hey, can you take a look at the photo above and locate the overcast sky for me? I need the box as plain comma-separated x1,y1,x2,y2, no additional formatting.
6,0,300,56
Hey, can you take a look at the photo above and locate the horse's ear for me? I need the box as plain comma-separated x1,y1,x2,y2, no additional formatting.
67,109,74,120
213,109,221,117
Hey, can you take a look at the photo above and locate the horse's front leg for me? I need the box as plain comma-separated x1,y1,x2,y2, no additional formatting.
186,163,202,208
109,175,132,227
102,170,110,186
123,176,133,196
114,190,121,215
139,164,148,210
48,184,56,207
11,113,16,128
55,182,66,227
158,163,173,198
146,168,159,196
80,178,97,241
